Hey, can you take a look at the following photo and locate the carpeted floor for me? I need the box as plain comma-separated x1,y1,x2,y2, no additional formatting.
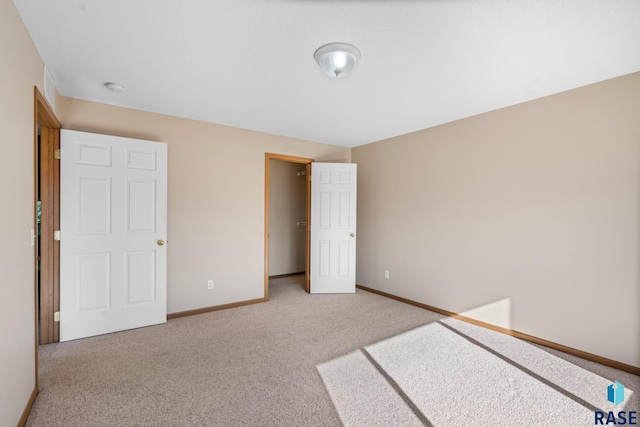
27,275,638,426
318,318,639,426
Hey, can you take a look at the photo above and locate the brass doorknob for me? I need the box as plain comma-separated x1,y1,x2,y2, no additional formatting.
350,233,355,238
157,239,165,246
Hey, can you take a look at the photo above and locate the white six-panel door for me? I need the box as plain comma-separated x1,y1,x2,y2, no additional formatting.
310,163,357,293
60,130,167,341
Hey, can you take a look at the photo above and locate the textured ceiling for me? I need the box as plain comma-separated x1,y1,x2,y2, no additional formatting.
14,0,640,148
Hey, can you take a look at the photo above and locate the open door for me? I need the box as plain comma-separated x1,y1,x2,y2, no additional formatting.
310,162,357,293
59,130,168,341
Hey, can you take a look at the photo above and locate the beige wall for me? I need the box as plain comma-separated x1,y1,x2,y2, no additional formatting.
268,160,307,276
0,1,45,425
352,72,640,368
57,96,350,313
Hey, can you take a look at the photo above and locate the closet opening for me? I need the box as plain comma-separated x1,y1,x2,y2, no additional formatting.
264,153,313,299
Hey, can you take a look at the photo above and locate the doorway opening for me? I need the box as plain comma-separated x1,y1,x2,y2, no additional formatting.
34,87,61,346
264,153,313,299
33,87,61,387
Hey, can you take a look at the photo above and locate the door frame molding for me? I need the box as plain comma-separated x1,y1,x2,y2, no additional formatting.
264,153,313,299
34,87,61,386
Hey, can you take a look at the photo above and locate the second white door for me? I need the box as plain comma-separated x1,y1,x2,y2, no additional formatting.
310,162,357,293
60,130,168,341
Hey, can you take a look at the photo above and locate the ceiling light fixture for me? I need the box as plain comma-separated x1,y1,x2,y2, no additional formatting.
314,43,361,78
103,82,125,93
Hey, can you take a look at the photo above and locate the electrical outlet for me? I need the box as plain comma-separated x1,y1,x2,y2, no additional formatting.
207,280,214,290
384,270,390,279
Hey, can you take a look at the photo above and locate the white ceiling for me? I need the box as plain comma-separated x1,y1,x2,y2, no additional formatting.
14,0,640,148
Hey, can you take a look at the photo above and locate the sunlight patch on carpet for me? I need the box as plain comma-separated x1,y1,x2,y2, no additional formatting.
315,319,634,426
317,350,424,427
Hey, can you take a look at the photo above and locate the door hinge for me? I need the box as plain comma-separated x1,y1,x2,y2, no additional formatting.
54,230,61,241
54,149,61,160
54,312,60,322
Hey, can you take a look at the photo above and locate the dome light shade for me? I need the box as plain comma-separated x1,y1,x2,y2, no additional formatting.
314,43,361,78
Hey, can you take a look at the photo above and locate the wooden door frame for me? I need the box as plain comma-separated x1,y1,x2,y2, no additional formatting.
34,87,61,369
264,153,313,299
